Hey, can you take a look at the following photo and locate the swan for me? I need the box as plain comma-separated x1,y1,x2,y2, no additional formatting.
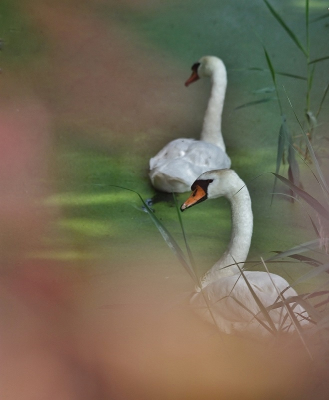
149,56,231,193
180,169,309,337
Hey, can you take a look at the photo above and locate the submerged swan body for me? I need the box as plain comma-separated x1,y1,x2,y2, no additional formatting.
181,169,309,337
149,56,231,193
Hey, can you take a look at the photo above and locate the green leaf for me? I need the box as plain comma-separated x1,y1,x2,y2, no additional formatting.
311,13,329,23
315,312,329,330
272,117,287,203
263,0,308,57
282,89,329,194
236,264,277,333
261,258,312,355
267,293,322,323
267,239,322,262
316,83,329,119
242,67,266,72
234,97,277,110
263,47,276,84
291,262,329,286
309,216,320,238
308,64,316,94
313,292,329,309
305,0,309,25
111,185,198,285
306,0,309,51
276,119,287,174
230,296,275,335
272,173,329,219
309,56,329,65
173,192,198,279
287,142,300,187
252,87,275,94
271,251,322,267
243,67,306,80
276,71,307,80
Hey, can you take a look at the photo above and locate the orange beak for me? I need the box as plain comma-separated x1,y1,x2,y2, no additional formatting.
180,185,207,211
185,70,200,87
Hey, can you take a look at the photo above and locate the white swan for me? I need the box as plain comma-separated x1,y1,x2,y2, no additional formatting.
180,169,309,337
149,56,231,193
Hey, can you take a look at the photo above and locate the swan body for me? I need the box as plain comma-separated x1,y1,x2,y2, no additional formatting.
181,169,309,337
149,56,231,193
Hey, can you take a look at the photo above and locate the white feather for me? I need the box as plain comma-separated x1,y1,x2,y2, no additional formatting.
149,56,231,193
182,169,309,337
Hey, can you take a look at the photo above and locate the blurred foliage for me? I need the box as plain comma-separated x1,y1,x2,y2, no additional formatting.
0,0,47,66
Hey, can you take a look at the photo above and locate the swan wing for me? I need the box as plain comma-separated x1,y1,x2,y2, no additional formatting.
149,139,231,192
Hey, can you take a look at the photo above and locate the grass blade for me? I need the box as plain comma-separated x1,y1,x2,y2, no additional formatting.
311,13,329,23
287,139,300,186
264,47,276,84
230,296,276,335
272,251,322,267
263,47,285,116
276,71,307,80
271,118,287,203
315,312,329,330
173,192,198,277
111,185,198,285
284,88,329,194
261,258,312,358
308,63,316,94
267,293,322,323
276,119,286,174
309,56,329,65
234,97,276,110
290,262,329,286
252,86,275,94
272,173,329,219
309,216,320,238
267,239,322,262
243,67,306,80
236,264,277,333
263,0,308,57
316,82,329,118
306,0,309,53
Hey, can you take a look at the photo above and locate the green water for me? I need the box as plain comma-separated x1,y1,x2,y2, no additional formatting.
2,0,327,285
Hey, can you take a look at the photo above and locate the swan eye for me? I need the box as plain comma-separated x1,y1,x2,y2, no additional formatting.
191,179,213,192
191,62,200,72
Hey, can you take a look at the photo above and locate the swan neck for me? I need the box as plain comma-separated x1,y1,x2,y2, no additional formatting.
201,185,253,288
200,71,227,151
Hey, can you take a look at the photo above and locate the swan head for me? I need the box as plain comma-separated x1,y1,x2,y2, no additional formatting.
180,169,244,211
185,56,226,87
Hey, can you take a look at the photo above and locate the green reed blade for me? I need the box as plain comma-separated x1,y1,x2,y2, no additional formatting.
272,173,329,220
111,185,198,285
267,239,322,262
234,97,277,110
309,55,329,65
236,264,277,333
263,0,308,57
